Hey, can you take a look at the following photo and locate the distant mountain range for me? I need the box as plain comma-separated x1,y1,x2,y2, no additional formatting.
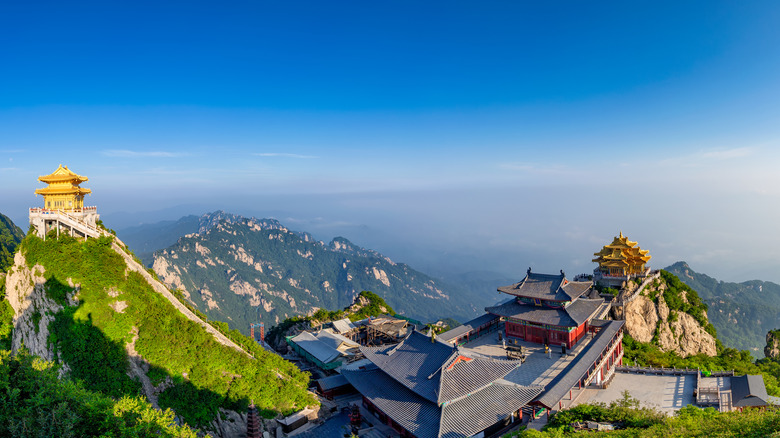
664,261,780,357
138,212,490,334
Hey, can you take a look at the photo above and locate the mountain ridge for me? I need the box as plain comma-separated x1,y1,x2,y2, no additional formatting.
150,212,486,334
664,261,780,357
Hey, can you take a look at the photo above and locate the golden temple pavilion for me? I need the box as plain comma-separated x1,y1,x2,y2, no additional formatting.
30,165,100,239
34,164,92,211
592,232,651,278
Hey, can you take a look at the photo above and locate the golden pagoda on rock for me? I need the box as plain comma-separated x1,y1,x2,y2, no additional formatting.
592,231,651,278
30,165,100,239
35,164,92,211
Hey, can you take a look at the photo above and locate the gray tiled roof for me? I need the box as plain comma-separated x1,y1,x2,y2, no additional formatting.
331,318,356,334
362,331,455,403
731,374,770,407
486,298,604,328
342,364,542,438
439,313,499,343
361,331,521,405
290,331,342,364
317,330,360,351
535,320,624,409
438,353,521,404
342,365,442,438
316,373,349,391
439,380,542,438
498,272,592,302
290,330,359,364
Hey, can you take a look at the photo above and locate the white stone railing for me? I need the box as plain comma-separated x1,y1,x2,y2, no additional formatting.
615,271,661,306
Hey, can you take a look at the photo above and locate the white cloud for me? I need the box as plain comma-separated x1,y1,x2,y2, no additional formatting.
102,149,187,158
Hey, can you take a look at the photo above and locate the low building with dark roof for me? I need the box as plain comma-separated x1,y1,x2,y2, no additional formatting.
287,330,361,370
731,374,773,410
487,268,606,349
438,313,500,346
341,330,543,438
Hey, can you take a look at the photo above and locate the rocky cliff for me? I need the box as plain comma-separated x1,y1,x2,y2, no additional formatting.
5,251,68,364
619,271,717,357
765,329,780,359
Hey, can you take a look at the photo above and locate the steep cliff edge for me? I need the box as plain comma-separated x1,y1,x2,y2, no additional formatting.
5,251,68,363
0,212,24,272
620,271,717,357
765,329,780,359
5,232,317,437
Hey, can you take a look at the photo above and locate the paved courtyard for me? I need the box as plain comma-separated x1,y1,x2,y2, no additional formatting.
463,331,598,387
573,373,696,415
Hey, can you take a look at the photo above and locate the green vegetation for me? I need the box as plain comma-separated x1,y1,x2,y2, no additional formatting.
350,291,394,320
664,261,780,356
0,213,24,272
20,232,316,429
0,348,202,437
657,270,715,337
0,275,14,350
507,401,780,437
547,391,664,431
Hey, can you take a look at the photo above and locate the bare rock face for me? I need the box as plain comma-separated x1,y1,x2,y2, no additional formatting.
622,279,717,357
5,252,66,361
657,311,717,357
623,295,658,343
765,330,780,359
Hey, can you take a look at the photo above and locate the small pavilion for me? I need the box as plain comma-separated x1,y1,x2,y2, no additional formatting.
34,164,92,211
592,232,651,286
30,165,100,238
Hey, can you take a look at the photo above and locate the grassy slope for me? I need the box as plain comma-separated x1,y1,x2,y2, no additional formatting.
21,233,316,429
0,349,201,438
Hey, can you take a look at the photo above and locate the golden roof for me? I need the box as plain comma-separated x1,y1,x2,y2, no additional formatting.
38,164,89,184
593,231,651,267
34,164,92,196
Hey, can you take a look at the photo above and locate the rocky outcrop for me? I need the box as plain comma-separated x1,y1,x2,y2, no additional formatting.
623,278,717,357
765,330,780,359
5,252,67,362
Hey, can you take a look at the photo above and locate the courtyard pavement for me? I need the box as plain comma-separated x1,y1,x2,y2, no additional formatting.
572,373,696,415
462,331,598,387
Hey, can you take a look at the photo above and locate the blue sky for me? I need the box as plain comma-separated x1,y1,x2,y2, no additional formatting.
3,1,780,282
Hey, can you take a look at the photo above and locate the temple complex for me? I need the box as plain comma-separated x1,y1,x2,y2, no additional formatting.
592,232,652,287
341,331,542,438
30,165,101,239
486,269,608,349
